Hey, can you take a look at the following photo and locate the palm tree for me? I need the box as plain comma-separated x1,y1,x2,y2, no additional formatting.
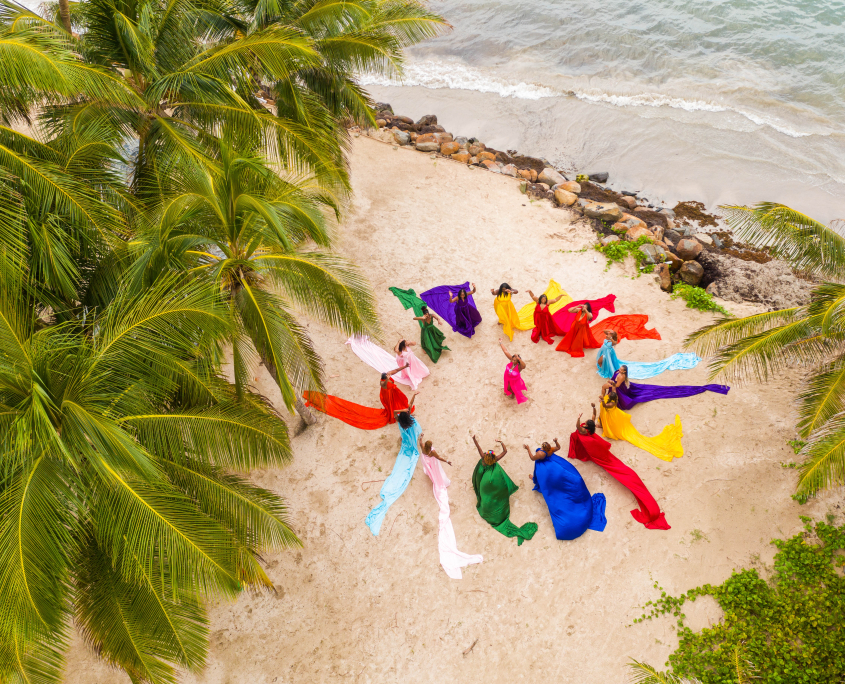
129,131,379,423
685,203,845,497
0,259,299,683
628,660,700,684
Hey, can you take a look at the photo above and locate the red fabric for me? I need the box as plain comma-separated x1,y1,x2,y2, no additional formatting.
590,314,661,341
568,430,670,530
531,305,560,344
556,312,601,356
303,386,414,431
552,294,617,334
379,378,409,423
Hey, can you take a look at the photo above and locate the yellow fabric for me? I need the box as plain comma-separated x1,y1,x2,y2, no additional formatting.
599,401,684,462
514,280,573,330
494,293,521,341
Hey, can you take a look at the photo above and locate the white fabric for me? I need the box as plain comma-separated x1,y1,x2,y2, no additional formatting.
345,336,412,386
395,349,430,390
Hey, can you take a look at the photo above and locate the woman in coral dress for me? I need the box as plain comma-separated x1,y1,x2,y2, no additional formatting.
556,303,601,357
491,283,521,341
500,339,528,404
379,365,411,423
393,339,430,390
528,290,565,344
598,393,684,462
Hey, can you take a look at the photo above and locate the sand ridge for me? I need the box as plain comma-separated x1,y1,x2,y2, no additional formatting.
64,136,835,684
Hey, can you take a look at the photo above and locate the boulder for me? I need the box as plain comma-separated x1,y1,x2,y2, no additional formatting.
665,218,676,230
376,119,387,128
415,141,440,153
416,133,438,143
455,136,468,146
639,243,666,265
679,260,704,286
584,202,623,222
655,263,673,292
501,164,519,177
440,142,460,156
392,130,411,145
588,171,609,183
651,225,665,243
705,282,720,297
554,189,578,206
665,252,683,272
416,114,437,126
559,181,581,194
659,208,676,219
477,151,496,162
468,143,486,156
664,229,682,243
451,152,471,163
538,167,567,187
481,160,502,173
619,196,637,210
374,102,393,114
676,238,703,261
409,131,418,142
518,169,537,181
613,213,648,232
694,233,714,246
625,225,654,242
577,198,595,211
435,132,454,144
601,235,620,246
394,115,414,125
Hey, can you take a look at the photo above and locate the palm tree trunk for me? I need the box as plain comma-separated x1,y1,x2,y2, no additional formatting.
58,0,72,33
260,354,316,426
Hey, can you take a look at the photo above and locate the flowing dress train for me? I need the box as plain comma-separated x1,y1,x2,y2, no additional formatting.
599,401,684,462
366,420,422,535
395,349,430,390
531,304,559,344
590,314,661,341
551,293,617,333
420,282,483,338
556,311,601,357
494,292,521,341
303,391,413,430
420,319,450,363
472,460,538,545
346,336,413,387
532,453,607,540
503,362,527,404
568,431,669,529
516,280,573,330
389,286,427,325
596,339,701,379
611,370,730,410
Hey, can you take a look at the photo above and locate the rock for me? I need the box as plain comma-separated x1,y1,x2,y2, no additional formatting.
577,198,594,211
392,130,410,145
374,102,393,114
416,114,437,126
435,132,454,144
468,143,486,156
712,234,723,248
559,181,581,194
659,208,676,219
584,202,623,222
694,233,714,246
614,213,648,232
651,225,665,243
537,182,551,191
394,115,414,125
665,252,683,272
639,243,666,265
664,229,682,243
588,171,609,183
440,142,460,156
656,263,673,292
538,167,567,187
621,190,638,197
653,240,669,250
415,141,440,153
601,235,620,246
679,260,704,286
663,237,675,249
518,169,534,181
676,238,703,261
416,133,437,143
433,125,446,132
705,282,720,297
455,136,468,146
501,164,519,177
409,131,418,142
477,151,496,162
451,152,471,163
625,225,654,242
554,189,578,206
376,118,387,128
619,196,637,210
665,218,676,230
481,160,502,172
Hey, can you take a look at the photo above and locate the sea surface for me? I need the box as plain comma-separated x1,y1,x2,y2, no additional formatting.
360,0,845,223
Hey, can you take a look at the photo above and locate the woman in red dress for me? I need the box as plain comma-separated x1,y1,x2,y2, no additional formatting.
528,291,565,344
379,364,411,423
556,303,601,357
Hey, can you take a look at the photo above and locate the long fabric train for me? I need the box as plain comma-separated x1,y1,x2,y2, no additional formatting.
389,286,427,327
590,314,661,341
532,454,607,540
596,339,701,379
303,391,413,430
612,370,730,410
422,453,484,578
366,420,422,535
345,336,413,387
551,293,617,334
568,431,670,529
421,282,482,338
600,402,684,462
515,280,573,330
387,287,450,362
472,460,538,545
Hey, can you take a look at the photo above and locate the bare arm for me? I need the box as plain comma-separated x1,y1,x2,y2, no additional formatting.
448,291,457,303
490,288,498,296
429,448,451,466
386,364,409,376
469,283,477,295
550,294,565,304
567,304,581,313
393,341,401,354
549,438,561,455
509,288,519,294
494,440,508,463
591,402,598,421
527,290,539,303
585,309,594,321
576,412,583,431
499,339,513,362
472,434,484,458
408,392,418,411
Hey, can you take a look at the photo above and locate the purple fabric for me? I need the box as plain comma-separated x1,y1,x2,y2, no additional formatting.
421,283,482,338
612,370,730,410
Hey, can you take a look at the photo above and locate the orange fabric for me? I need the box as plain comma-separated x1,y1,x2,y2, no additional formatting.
590,314,661,341
304,386,414,431
531,305,560,344
556,312,601,356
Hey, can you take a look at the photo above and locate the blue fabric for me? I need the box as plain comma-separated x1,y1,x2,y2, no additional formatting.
595,339,701,379
532,454,607,540
365,420,422,535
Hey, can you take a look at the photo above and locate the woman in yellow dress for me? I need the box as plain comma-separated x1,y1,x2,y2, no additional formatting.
597,393,684,462
491,283,521,340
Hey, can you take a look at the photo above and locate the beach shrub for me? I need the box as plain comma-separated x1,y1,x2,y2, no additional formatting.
670,283,731,316
634,519,845,683
595,235,657,275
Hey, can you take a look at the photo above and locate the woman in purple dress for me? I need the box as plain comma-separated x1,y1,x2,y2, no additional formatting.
601,365,729,410
448,283,482,338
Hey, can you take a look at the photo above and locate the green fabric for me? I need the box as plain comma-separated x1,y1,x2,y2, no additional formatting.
389,286,427,327
472,459,538,546
420,320,449,363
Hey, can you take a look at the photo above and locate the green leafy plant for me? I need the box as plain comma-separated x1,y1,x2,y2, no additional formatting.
671,283,732,316
634,519,845,683
594,235,658,276
576,173,588,183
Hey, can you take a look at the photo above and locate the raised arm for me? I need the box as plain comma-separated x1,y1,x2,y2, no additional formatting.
550,294,565,304
408,391,419,411
590,402,598,422
499,339,514,362
448,290,457,303
393,340,401,354
494,440,508,463
584,308,594,321
549,438,561,455
386,364,409,377
567,304,582,313
527,290,539,303
469,283,477,295
472,434,484,458
509,288,519,294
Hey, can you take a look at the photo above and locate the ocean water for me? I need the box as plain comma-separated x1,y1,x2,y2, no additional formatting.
361,0,845,223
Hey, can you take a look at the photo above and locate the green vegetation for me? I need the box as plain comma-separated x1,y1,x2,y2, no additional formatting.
670,283,732,316
0,0,446,680
634,519,845,683
685,203,845,497
594,235,658,274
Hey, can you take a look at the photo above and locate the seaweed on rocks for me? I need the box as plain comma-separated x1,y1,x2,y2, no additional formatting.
673,201,719,228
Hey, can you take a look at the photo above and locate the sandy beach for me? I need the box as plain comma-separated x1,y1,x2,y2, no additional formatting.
64,136,835,684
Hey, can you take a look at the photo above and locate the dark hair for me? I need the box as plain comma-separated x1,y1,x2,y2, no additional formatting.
458,289,467,301
380,372,388,380
608,391,618,403
538,294,548,305
397,411,414,429
584,302,592,314
421,305,429,315
497,283,511,296
584,419,596,434
398,340,406,352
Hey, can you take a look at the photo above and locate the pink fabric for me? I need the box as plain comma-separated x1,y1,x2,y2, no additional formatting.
395,349,430,390
421,454,483,579
504,363,527,404
345,336,412,387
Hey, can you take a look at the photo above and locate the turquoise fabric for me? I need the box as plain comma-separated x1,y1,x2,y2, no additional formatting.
596,339,701,379
365,420,422,535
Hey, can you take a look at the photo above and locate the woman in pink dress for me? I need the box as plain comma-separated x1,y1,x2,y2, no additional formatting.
500,339,528,404
393,339,430,390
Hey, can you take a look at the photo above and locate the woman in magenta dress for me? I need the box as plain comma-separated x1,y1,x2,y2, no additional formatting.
528,290,565,344
393,339,430,390
448,284,483,338
500,339,528,404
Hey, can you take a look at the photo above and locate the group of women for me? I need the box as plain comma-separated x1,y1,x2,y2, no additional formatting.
303,279,730,579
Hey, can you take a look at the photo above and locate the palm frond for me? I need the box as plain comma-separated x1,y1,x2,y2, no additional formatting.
797,354,845,438
796,412,845,495
627,659,700,684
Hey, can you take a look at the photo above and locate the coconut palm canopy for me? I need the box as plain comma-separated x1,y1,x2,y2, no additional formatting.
685,203,845,497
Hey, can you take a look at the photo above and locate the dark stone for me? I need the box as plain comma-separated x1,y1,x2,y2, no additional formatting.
374,102,393,115
417,124,440,134
588,171,609,183
621,190,638,196
416,114,438,126
664,229,683,244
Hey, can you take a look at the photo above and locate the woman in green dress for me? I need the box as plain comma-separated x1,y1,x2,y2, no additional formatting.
413,306,450,363
471,435,538,545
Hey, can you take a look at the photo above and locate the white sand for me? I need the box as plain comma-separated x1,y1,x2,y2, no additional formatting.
65,136,836,683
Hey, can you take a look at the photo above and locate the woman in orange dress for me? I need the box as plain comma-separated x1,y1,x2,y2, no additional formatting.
556,303,601,357
528,290,565,344
379,364,411,423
